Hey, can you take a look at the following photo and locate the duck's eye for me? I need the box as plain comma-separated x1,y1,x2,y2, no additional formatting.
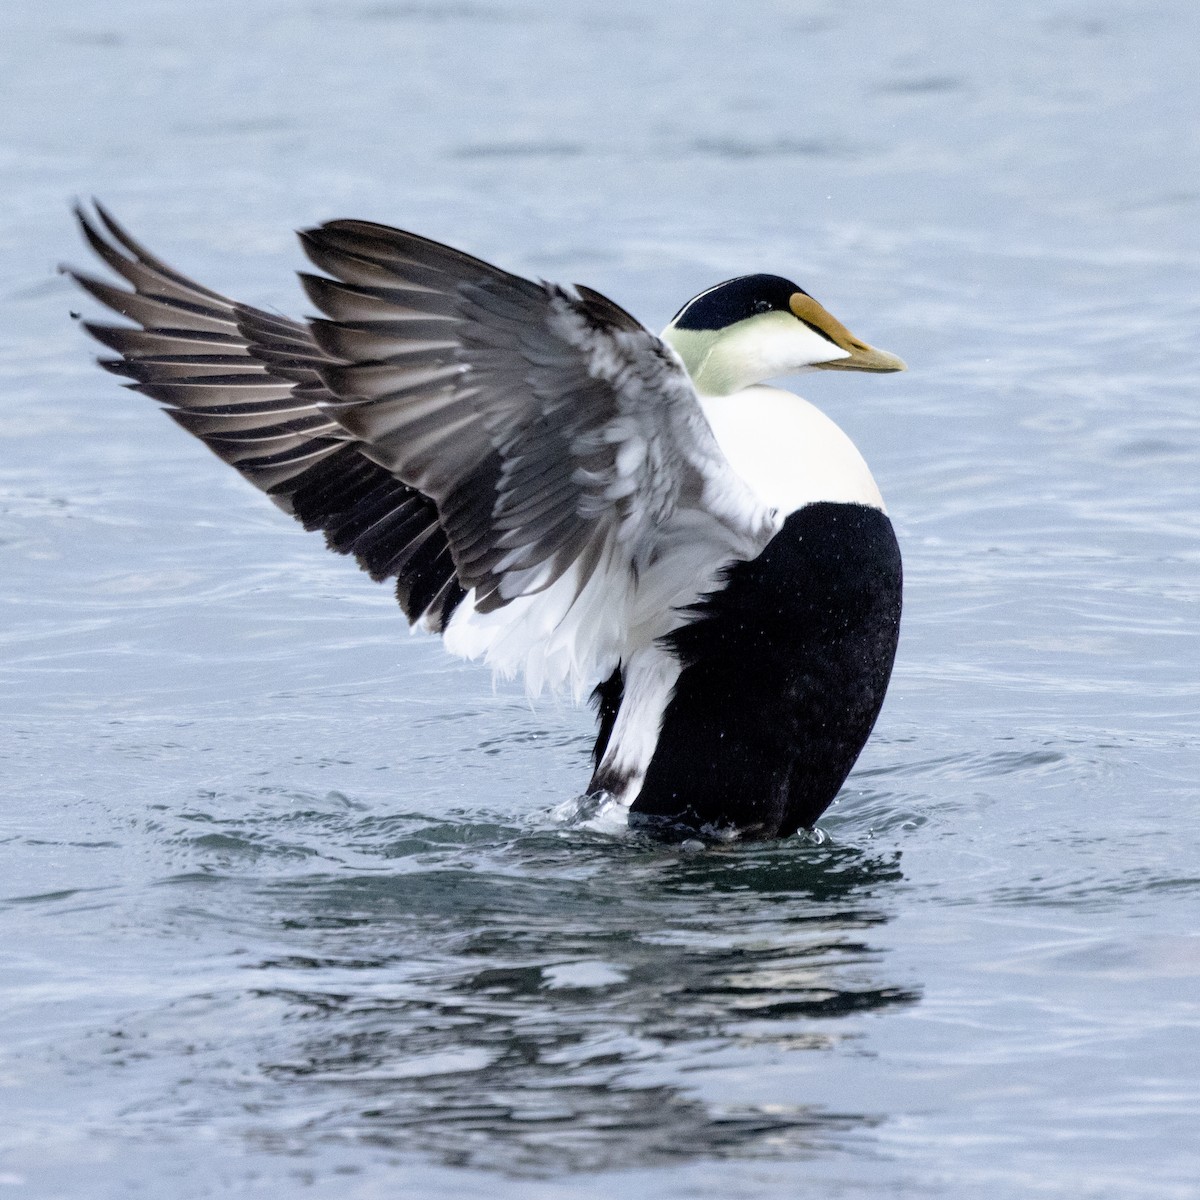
752,299,773,315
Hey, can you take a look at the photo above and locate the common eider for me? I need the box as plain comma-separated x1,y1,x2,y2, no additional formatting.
65,203,904,841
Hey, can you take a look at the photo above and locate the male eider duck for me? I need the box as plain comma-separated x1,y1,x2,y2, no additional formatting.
65,203,904,841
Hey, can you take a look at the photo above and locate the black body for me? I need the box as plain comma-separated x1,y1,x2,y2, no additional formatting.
627,502,902,840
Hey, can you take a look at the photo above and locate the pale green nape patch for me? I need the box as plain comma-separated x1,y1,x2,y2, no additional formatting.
660,324,722,388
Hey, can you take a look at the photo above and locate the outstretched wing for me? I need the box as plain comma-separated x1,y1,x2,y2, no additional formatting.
65,203,465,629
298,221,778,692
68,206,777,696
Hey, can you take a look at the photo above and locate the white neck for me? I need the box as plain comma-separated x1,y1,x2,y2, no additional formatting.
698,385,885,517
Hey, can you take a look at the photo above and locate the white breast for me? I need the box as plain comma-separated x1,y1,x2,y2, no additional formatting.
698,385,885,517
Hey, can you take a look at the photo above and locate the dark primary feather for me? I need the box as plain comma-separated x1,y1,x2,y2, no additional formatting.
65,203,463,629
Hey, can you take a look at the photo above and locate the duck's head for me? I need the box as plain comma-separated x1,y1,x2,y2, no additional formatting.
662,274,905,396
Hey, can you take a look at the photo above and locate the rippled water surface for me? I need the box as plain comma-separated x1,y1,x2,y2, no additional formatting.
3,1,1200,1196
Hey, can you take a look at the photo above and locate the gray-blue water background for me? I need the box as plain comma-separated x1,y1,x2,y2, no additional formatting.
2,1,1199,1196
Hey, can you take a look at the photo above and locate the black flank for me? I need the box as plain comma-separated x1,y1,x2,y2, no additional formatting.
629,502,902,840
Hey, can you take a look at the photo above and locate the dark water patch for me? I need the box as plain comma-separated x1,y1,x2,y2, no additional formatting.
162,791,543,873
1111,437,1192,463
185,830,324,862
153,871,234,887
479,726,581,754
990,868,1200,912
1043,14,1110,37
856,745,1072,784
2,886,104,907
452,141,588,161
692,136,868,161
19,838,120,849
173,117,298,139
874,74,966,96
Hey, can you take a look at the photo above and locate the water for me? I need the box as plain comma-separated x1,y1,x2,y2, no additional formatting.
3,0,1200,1195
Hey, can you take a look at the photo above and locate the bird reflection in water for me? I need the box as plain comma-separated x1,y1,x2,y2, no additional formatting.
246,826,919,1173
